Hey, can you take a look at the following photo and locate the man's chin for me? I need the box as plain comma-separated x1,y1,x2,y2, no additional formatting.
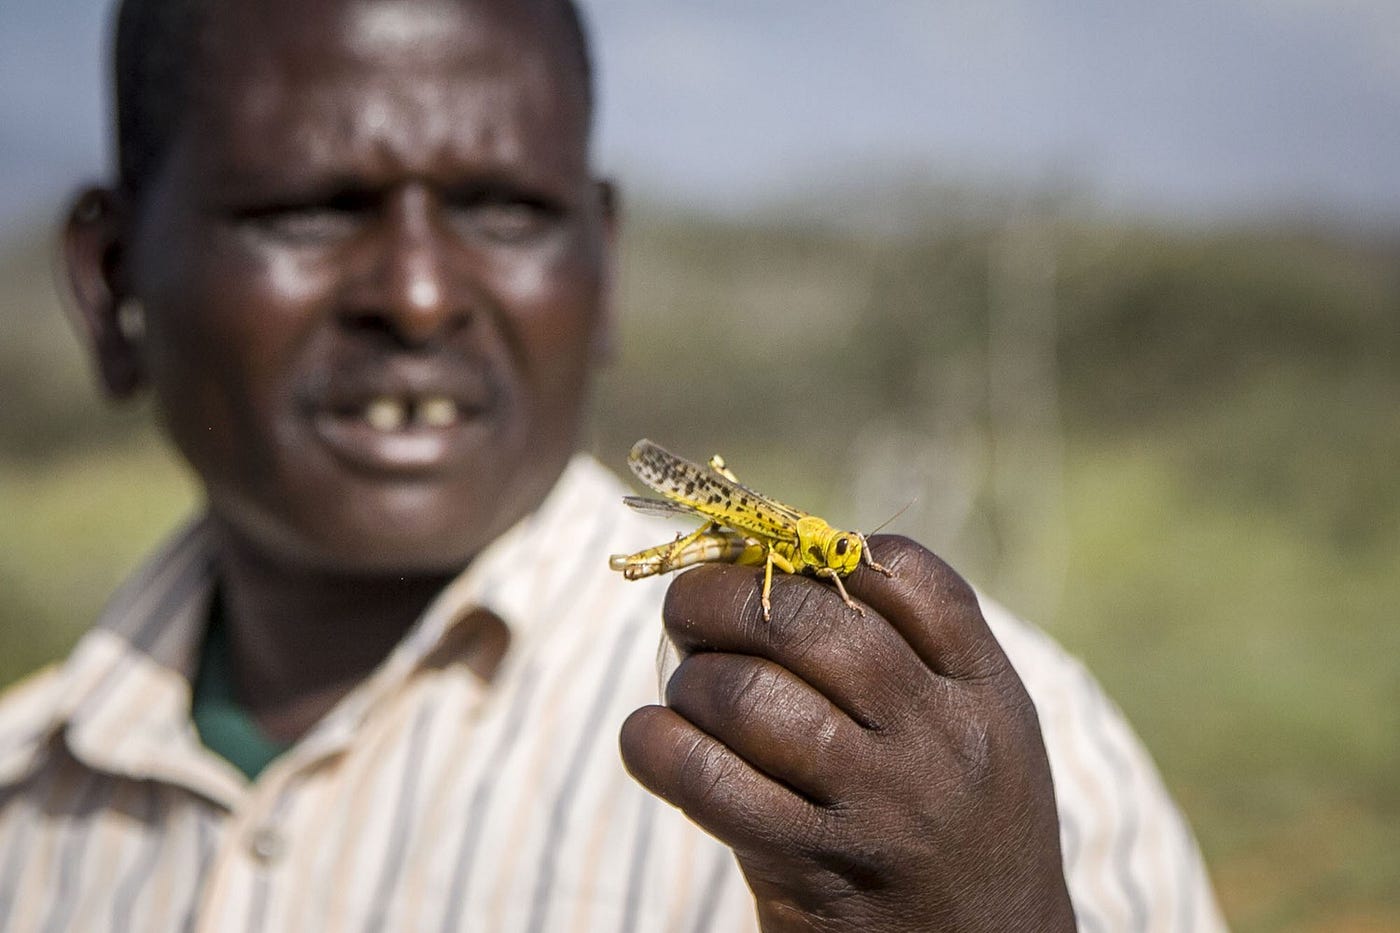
209,496,507,581
202,437,574,580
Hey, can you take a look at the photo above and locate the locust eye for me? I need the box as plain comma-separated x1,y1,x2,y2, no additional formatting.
835,537,849,556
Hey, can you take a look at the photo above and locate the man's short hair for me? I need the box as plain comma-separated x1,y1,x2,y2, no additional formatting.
112,0,596,197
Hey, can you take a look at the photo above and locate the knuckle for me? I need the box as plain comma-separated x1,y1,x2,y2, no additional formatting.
940,687,1043,794
866,534,925,573
721,659,783,726
675,734,739,808
879,536,982,621
1001,676,1043,732
812,840,890,890
661,565,746,644
660,575,691,635
661,564,709,622
864,669,950,741
951,712,996,785
874,535,975,596
977,642,1018,683
809,709,845,759
765,578,839,655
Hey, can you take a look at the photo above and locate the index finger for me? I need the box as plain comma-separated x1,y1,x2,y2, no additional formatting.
845,535,1012,682
662,563,935,731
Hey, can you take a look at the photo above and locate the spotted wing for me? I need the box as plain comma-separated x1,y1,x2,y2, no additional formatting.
626,439,806,542
621,496,707,521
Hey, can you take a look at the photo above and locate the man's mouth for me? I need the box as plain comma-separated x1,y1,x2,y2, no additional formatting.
357,394,464,432
306,380,498,476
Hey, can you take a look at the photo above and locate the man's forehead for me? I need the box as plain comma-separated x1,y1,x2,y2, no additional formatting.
211,78,579,186
180,0,589,175
298,3,497,78
202,0,559,76
341,0,480,60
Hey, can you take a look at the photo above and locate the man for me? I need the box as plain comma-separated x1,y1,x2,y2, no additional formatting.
0,0,1225,928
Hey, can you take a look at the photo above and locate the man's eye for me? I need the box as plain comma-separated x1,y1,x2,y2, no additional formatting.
238,203,367,243
450,200,560,245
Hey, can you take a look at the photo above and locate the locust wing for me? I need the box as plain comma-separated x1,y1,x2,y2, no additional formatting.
626,439,806,543
621,496,706,521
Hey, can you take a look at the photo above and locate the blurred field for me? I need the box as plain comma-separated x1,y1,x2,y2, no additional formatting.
2,194,1397,931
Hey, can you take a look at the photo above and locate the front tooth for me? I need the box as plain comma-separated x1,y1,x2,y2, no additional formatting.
417,396,459,428
364,397,408,432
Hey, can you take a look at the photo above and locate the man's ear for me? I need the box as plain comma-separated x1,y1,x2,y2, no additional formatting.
592,178,620,365
62,186,144,399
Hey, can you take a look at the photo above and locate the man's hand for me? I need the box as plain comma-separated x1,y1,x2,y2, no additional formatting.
619,537,1076,932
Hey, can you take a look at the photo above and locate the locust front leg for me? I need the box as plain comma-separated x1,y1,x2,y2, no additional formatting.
857,532,894,577
760,547,797,621
816,567,866,617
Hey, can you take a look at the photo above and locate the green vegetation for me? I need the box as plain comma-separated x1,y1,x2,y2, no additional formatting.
2,199,1397,931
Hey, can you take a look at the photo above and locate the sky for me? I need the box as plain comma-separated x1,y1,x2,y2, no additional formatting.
2,0,1399,234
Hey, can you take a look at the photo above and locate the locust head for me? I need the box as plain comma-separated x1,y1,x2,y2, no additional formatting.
797,516,863,576
825,531,863,576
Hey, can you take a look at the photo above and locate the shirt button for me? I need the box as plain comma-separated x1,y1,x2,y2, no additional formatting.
248,826,287,863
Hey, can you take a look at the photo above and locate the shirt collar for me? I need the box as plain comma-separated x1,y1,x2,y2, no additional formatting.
0,453,629,796
288,454,627,758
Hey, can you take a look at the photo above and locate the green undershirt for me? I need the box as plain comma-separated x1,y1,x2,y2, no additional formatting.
191,602,290,781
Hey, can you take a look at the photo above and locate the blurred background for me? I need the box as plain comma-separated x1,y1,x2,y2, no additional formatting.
2,1,1397,929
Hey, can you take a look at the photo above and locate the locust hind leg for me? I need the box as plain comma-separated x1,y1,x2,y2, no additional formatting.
611,521,719,578
708,454,740,483
662,522,722,571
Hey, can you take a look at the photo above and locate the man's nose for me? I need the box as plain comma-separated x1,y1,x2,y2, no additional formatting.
349,188,465,347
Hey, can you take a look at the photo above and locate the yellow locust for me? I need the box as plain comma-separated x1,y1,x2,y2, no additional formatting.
608,439,891,620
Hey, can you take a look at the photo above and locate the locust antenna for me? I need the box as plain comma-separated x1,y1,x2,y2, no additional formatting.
858,499,912,578
868,497,917,535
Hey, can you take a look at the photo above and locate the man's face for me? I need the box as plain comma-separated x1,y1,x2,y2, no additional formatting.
114,0,611,573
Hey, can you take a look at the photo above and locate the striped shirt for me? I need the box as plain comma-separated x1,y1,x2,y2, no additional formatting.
0,454,1225,931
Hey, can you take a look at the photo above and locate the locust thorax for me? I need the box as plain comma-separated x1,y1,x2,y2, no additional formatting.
796,516,863,576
